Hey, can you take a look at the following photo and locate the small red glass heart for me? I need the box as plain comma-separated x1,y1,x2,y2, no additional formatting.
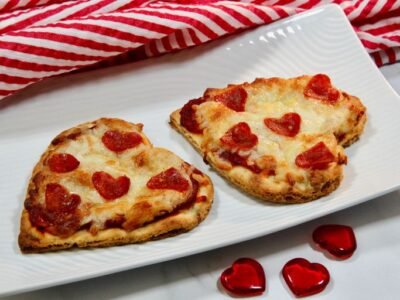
220,258,266,297
282,258,330,298
313,224,357,259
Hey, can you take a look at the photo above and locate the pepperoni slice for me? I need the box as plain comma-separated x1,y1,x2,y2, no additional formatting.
26,184,81,237
295,142,336,170
45,183,81,213
304,74,340,104
92,171,130,200
264,113,301,137
220,151,262,174
102,130,142,152
220,122,258,150
180,98,206,134
46,212,81,237
187,176,199,203
48,153,80,173
214,87,247,112
196,196,208,203
27,205,50,231
147,167,190,192
28,204,80,236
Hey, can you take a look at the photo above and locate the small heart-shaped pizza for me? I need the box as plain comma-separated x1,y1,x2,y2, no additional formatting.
19,118,213,253
170,74,366,203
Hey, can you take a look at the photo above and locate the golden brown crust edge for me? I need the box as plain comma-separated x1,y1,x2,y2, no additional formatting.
337,91,367,148
19,175,213,253
170,109,343,204
19,118,214,253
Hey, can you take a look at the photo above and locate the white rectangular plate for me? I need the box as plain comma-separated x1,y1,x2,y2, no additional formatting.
1,4,400,296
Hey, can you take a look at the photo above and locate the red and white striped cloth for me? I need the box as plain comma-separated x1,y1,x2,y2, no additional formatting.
0,0,399,100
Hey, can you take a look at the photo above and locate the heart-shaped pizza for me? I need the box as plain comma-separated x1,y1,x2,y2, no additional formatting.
170,74,366,203
19,118,213,253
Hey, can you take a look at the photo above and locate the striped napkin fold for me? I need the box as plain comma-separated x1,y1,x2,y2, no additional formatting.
0,0,399,100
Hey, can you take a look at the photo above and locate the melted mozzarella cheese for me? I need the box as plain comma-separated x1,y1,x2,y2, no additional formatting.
196,77,349,192
245,82,350,135
51,121,193,229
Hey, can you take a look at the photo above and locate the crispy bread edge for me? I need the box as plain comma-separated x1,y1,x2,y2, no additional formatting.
19,178,213,253
340,93,368,148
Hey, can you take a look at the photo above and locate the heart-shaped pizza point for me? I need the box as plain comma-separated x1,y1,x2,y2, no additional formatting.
282,258,330,298
264,112,301,137
92,171,130,200
220,258,266,297
313,224,357,259
102,130,143,152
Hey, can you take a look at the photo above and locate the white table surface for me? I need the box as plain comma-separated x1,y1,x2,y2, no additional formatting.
4,63,400,300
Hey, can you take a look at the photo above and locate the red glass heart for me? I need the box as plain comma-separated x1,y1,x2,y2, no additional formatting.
282,258,330,298
313,224,357,259
220,258,266,297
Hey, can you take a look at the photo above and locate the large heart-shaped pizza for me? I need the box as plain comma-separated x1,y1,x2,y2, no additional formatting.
19,118,213,252
170,74,366,203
